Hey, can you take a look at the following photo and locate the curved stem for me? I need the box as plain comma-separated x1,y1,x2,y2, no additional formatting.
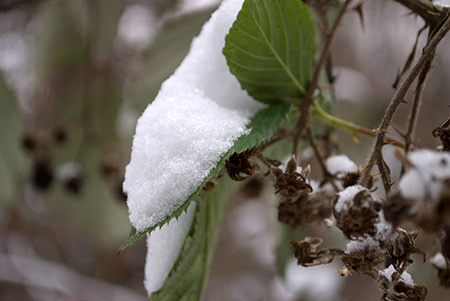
312,101,405,148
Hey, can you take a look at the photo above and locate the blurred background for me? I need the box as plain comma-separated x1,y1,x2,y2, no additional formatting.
0,0,449,300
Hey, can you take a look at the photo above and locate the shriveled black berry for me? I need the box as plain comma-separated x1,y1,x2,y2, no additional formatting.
21,134,37,152
32,158,54,190
52,127,68,144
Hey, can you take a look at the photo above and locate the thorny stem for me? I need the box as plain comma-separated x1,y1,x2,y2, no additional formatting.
306,127,339,191
293,0,353,155
312,101,406,148
359,13,450,188
404,37,435,154
391,0,444,28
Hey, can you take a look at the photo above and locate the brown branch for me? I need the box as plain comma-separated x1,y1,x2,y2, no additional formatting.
391,0,444,28
293,0,353,155
359,13,450,188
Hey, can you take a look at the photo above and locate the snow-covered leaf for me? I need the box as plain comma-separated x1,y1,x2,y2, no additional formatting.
223,0,316,103
120,101,291,251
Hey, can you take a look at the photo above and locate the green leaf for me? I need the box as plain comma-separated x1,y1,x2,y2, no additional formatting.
119,102,292,251
223,0,316,104
150,176,238,301
0,74,27,207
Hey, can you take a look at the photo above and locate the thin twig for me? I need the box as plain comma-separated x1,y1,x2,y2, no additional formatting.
306,127,339,191
359,13,450,188
293,0,353,155
404,31,436,154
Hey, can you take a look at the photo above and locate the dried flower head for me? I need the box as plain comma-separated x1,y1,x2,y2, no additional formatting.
278,192,333,229
334,188,380,239
383,230,425,270
272,155,312,198
378,266,427,301
225,150,259,181
290,237,343,267
342,245,385,278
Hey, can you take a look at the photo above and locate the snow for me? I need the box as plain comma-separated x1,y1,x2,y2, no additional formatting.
123,0,264,232
399,150,450,202
284,259,343,301
398,170,426,200
144,202,196,295
430,252,447,270
434,0,450,8
334,185,367,213
379,265,415,286
375,211,395,241
345,236,378,253
117,5,158,50
326,155,358,178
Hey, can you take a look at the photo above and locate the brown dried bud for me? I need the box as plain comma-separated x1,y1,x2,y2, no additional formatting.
290,237,343,267
225,150,259,181
335,190,380,239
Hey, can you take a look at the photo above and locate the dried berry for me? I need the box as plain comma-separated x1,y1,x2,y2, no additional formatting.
335,190,380,239
32,157,54,190
225,150,259,181
21,133,38,152
52,126,68,144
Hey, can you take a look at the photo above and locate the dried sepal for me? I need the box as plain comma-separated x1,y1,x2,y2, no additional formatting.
272,155,313,199
290,237,343,267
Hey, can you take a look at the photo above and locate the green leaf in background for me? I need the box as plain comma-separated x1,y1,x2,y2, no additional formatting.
119,102,292,251
150,176,239,301
223,0,316,104
0,74,27,207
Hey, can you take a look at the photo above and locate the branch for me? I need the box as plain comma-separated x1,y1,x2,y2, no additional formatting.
293,0,353,154
359,13,450,188
391,0,444,28
312,101,406,148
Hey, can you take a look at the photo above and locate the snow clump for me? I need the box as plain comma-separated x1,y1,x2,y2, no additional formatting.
144,202,196,295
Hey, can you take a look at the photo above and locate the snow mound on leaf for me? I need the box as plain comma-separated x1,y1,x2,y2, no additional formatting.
144,202,196,295
123,0,263,232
